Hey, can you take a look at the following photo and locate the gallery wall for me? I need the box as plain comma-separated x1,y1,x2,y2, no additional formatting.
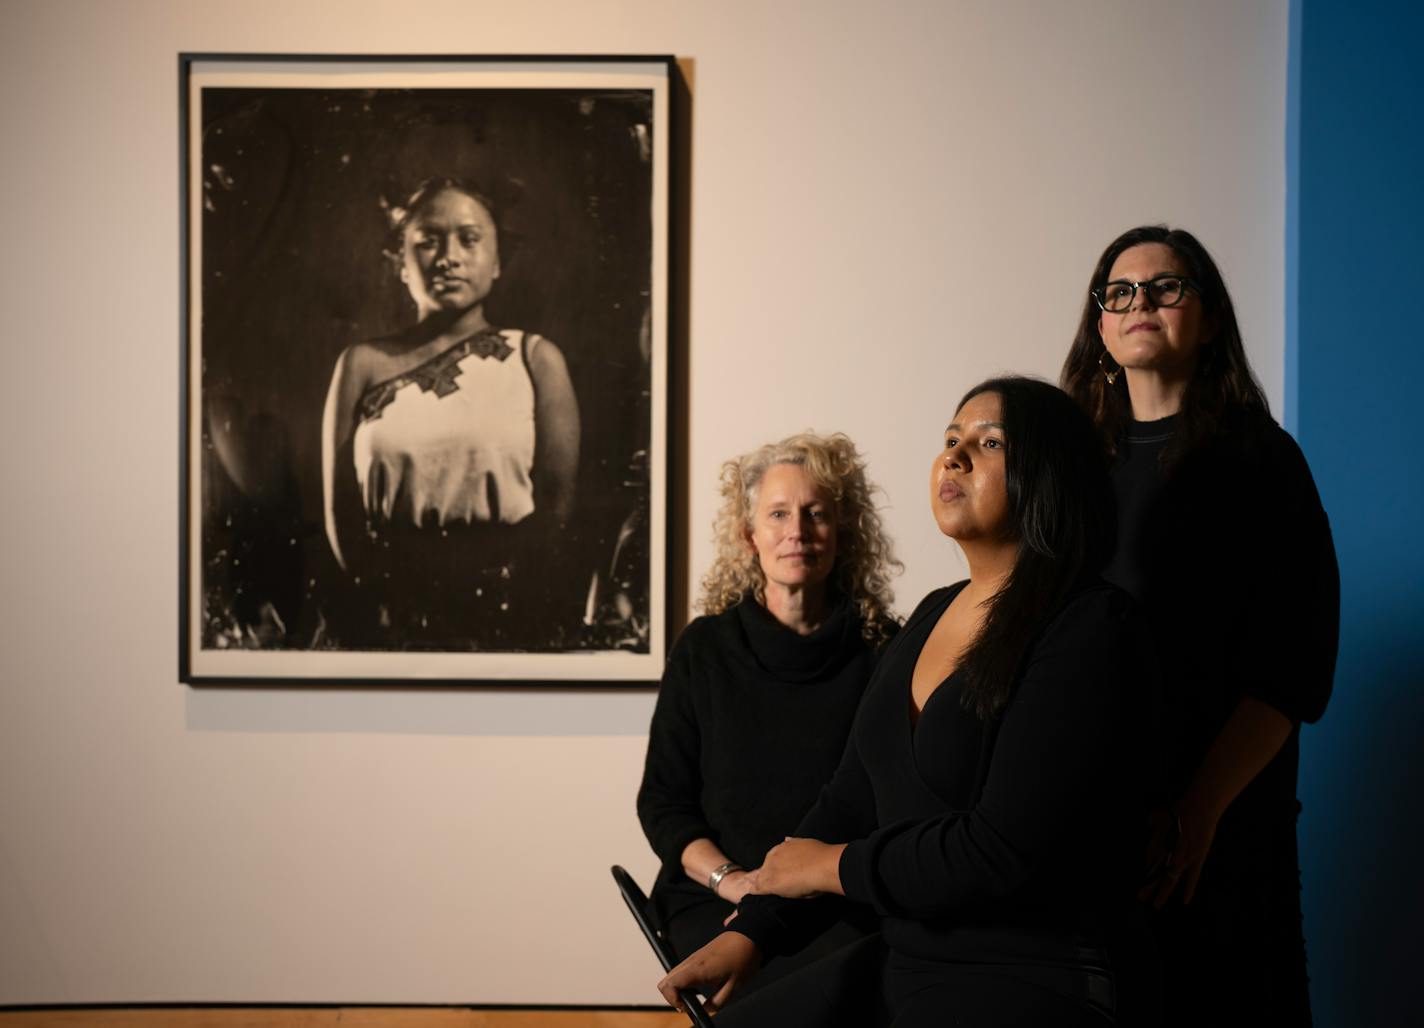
0,0,1288,1006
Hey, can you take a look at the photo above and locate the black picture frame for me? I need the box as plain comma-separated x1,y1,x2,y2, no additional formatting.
180,53,675,685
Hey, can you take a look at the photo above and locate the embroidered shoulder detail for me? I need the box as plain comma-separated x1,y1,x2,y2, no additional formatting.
357,328,512,422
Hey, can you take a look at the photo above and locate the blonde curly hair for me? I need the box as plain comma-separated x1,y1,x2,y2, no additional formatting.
698,432,902,644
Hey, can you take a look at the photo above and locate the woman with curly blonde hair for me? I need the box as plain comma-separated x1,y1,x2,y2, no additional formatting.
699,433,901,645
637,431,901,996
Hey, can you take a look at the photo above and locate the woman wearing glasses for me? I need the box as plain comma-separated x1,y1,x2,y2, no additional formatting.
1061,226,1339,1025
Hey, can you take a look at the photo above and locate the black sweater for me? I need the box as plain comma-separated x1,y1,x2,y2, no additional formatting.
636,596,887,920
732,581,1155,967
1106,413,1338,831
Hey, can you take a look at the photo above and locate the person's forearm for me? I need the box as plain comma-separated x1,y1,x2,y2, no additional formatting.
817,842,848,896
681,838,743,895
1180,695,1293,820
681,838,730,882
531,339,580,526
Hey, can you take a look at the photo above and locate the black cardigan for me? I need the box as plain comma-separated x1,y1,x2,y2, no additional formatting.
636,596,887,920
731,581,1156,967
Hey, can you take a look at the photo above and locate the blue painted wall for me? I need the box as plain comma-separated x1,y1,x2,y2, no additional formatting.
1290,2,1424,1024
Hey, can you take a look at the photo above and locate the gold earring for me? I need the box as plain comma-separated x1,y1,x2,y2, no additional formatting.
1098,351,1122,386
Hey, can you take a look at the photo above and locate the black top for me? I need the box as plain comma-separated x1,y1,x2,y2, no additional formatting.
1106,411,1338,828
731,581,1155,968
1102,414,1179,601
636,596,888,921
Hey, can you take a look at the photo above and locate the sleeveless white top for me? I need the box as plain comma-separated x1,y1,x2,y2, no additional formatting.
353,328,538,527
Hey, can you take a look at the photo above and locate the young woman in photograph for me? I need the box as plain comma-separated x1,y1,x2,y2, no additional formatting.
320,177,579,649
659,378,1157,1027
1061,225,1339,1025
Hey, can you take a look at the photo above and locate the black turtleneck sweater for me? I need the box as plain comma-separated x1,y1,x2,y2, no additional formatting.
637,596,888,923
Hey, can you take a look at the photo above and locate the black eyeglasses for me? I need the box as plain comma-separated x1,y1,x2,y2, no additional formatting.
1092,274,1196,313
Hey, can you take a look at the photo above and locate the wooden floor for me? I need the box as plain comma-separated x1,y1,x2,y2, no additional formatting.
0,1010,688,1028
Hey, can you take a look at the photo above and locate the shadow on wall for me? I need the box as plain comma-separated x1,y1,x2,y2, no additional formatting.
1299,593,1424,1026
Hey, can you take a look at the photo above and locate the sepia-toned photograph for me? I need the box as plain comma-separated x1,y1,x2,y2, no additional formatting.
180,55,672,684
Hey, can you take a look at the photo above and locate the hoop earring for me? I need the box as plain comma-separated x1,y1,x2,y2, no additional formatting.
1098,351,1122,386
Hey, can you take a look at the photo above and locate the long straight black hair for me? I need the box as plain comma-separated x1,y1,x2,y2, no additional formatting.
1060,225,1270,466
954,377,1117,719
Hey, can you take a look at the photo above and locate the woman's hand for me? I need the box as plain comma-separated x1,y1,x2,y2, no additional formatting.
657,931,760,1014
748,837,846,899
1140,798,1219,908
1141,697,1292,909
679,839,757,904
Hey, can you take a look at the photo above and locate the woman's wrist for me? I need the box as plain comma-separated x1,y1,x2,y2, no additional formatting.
715,869,753,902
1178,772,1231,824
820,843,848,895
707,861,744,896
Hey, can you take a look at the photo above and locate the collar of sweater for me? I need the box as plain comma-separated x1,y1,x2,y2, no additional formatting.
733,593,860,682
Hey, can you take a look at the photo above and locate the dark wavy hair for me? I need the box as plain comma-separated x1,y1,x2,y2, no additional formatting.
382,176,515,266
954,377,1117,719
1059,225,1269,465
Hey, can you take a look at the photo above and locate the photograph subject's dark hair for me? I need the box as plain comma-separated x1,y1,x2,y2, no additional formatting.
955,376,1116,718
1060,225,1270,466
383,176,519,269
388,177,500,235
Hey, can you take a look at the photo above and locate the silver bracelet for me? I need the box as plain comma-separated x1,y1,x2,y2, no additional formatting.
707,861,742,895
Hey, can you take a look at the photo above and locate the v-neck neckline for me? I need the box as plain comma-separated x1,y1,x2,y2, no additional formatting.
906,581,970,736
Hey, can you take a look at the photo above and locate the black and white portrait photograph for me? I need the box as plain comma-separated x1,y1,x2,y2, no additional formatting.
180,56,672,683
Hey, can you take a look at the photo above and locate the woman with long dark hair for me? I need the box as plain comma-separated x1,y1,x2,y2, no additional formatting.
1062,225,1338,1025
658,378,1155,1026
320,177,580,649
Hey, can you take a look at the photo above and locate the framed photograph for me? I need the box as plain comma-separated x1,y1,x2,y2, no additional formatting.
180,54,674,684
